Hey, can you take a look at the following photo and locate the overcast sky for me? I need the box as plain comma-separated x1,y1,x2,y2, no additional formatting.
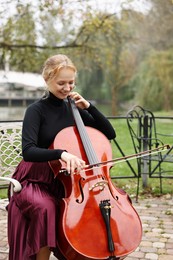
88,0,151,14
0,0,152,18
0,0,152,43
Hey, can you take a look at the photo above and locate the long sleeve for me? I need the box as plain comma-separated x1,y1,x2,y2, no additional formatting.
81,103,116,140
22,97,116,163
22,103,66,162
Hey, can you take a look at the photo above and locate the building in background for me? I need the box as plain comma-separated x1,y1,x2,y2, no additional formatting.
0,71,45,107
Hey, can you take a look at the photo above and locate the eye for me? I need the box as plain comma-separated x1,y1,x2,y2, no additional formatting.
57,81,75,87
57,81,64,86
69,81,75,85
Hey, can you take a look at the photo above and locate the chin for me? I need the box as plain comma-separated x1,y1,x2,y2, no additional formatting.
55,92,67,99
62,93,69,98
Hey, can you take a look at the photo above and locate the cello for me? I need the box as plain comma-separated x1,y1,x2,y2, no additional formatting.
49,97,142,260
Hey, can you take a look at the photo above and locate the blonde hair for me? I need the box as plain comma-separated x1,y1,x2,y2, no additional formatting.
42,54,77,83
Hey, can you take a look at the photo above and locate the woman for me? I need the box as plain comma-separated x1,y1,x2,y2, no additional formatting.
7,54,116,260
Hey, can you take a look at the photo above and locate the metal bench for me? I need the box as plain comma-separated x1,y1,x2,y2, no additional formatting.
126,105,173,193
0,123,22,194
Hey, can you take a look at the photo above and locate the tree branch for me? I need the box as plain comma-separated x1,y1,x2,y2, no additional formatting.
0,42,83,50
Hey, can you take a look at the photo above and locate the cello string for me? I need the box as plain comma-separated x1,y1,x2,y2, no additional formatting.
71,98,100,166
73,110,111,196
69,97,110,189
77,122,104,182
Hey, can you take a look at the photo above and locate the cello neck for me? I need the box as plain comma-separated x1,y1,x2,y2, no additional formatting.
68,97,99,165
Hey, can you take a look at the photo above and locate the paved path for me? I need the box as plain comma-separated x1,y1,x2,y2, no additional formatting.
0,195,173,260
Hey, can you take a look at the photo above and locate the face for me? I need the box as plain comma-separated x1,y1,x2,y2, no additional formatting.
47,67,76,99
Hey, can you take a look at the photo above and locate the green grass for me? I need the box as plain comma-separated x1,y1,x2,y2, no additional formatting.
109,118,173,199
0,188,8,199
0,116,172,200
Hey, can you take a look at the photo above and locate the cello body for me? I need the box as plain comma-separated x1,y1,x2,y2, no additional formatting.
49,125,142,260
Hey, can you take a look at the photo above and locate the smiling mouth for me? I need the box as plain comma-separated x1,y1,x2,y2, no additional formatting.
61,92,69,95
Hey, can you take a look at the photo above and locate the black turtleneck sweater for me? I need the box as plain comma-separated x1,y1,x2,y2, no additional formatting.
22,92,116,162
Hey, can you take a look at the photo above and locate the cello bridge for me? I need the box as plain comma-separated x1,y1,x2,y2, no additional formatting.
89,180,108,191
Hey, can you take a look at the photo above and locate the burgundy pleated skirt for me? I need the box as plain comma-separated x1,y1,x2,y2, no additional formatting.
7,160,66,260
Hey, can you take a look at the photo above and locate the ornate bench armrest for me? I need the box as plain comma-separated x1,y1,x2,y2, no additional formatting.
0,176,22,192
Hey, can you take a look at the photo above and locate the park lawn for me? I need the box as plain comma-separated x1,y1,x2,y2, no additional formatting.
109,118,173,198
0,117,172,199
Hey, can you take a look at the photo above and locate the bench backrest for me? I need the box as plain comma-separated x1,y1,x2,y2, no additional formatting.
0,123,22,182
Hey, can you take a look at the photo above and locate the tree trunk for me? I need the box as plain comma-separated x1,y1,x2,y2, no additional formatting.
111,86,117,116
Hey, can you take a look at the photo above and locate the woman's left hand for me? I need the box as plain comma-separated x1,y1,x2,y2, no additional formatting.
68,92,90,110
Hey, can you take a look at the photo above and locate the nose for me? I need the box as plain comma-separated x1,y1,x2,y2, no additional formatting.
63,83,71,89
63,83,75,91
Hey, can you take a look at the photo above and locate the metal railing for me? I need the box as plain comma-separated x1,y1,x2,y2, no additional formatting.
0,111,173,200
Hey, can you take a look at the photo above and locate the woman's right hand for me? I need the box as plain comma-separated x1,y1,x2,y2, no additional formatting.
61,151,86,174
